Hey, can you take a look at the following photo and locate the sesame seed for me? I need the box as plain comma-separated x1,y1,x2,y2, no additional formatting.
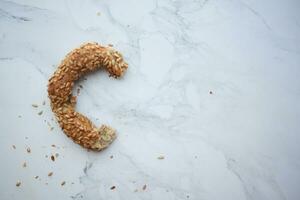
16,181,21,187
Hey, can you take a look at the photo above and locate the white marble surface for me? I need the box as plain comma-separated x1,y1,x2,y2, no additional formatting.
0,0,300,199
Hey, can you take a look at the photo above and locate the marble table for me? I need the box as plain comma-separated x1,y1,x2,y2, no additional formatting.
0,0,300,199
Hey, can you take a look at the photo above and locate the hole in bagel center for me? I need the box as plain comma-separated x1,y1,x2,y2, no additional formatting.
71,68,124,126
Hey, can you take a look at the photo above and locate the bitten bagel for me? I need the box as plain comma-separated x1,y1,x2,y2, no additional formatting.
48,42,128,150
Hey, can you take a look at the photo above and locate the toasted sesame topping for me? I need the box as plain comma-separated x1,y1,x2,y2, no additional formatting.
47,43,127,150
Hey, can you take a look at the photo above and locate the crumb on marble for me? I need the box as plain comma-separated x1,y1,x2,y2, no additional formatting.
35,176,39,179
48,172,53,177
38,111,43,115
51,155,55,161
22,162,27,168
32,104,38,108
61,181,66,186
26,147,31,153
157,155,165,160
12,145,16,149
110,155,113,159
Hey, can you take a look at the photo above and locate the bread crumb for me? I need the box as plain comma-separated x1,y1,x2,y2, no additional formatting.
32,104,38,108
157,155,165,160
61,181,66,186
48,172,53,177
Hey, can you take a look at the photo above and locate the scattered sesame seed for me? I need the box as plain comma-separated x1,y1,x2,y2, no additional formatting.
110,186,116,190
157,155,165,160
51,155,55,161
142,184,147,190
16,181,21,187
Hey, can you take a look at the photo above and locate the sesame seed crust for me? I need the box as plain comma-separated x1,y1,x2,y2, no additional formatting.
48,42,128,150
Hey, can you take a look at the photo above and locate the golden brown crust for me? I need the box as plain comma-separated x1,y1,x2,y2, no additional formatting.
48,42,128,150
